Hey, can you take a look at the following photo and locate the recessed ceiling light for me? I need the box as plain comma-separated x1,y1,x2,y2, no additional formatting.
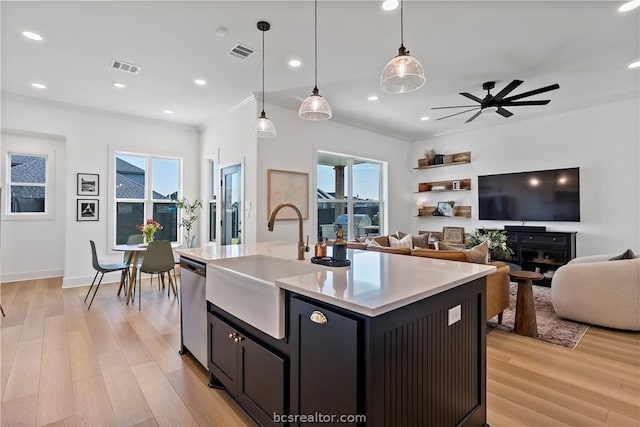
113,82,126,88
22,31,42,41
288,59,302,68
194,79,207,86
216,27,228,37
420,116,430,121
619,0,640,12
368,95,378,101
163,110,174,115
382,0,399,11
629,60,640,69
31,82,46,89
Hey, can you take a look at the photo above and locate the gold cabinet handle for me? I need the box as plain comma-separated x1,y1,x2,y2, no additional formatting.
310,310,328,324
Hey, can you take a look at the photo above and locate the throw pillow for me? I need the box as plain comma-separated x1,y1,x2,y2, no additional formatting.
389,233,413,249
609,249,637,260
373,235,390,247
364,238,382,247
396,231,430,249
439,240,489,264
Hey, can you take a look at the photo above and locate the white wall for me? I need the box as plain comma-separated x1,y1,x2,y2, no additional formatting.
255,103,411,244
1,94,200,286
1,132,66,281
410,98,640,256
200,97,258,244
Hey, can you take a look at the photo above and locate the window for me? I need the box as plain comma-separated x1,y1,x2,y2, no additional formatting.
209,160,217,242
115,153,180,244
8,153,47,213
317,151,384,241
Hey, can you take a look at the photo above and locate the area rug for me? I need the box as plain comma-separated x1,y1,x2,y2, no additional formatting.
488,283,589,350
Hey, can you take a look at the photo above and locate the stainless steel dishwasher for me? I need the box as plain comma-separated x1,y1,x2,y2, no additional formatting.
179,257,207,369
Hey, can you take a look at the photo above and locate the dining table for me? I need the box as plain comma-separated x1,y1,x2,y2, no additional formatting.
112,242,181,305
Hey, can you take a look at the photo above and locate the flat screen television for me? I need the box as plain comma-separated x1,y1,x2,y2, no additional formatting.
478,167,580,222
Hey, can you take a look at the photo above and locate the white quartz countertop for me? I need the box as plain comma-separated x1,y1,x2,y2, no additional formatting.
176,242,495,317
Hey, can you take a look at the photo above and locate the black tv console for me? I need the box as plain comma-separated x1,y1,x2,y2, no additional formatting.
499,230,577,286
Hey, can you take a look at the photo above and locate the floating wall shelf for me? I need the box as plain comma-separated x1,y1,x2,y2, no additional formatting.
414,152,471,170
416,178,471,193
417,206,472,218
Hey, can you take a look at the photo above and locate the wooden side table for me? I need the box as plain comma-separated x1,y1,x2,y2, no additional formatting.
508,270,543,337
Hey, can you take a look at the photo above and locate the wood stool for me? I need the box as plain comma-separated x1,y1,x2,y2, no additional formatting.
509,270,543,337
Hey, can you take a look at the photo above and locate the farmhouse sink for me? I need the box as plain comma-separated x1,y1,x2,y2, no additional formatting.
206,255,326,339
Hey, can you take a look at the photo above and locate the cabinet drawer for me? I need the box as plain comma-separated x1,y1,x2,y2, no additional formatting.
520,234,566,245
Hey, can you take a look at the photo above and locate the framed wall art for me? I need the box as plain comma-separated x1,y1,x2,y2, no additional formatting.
267,169,309,220
77,199,99,221
442,226,465,244
77,173,99,196
436,201,453,217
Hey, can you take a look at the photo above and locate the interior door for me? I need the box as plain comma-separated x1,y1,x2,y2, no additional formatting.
221,164,241,245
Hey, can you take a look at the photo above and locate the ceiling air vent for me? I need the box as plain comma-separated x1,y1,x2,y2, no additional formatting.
228,44,254,60
111,59,141,74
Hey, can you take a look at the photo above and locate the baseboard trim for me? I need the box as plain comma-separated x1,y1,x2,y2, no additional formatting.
62,271,123,288
1,269,64,284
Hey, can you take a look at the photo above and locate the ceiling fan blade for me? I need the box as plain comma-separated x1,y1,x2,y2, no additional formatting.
431,105,478,110
460,92,483,103
496,107,513,118
492,79,523,102
502,83,560,102
464,110,483,123
501,100,551,106
436,107,480,121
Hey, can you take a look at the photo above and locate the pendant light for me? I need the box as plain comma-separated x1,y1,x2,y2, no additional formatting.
380,0,425,93
256,21,276,138
298,0,332,120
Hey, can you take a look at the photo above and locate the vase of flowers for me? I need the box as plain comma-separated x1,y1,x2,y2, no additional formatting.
466,229,514,260
137,219,163,244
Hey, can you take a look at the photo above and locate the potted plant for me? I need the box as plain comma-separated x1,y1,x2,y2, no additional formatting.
175,198,203,247
466,229,514,260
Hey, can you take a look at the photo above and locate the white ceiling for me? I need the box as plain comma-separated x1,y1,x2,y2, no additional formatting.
2,1,638,141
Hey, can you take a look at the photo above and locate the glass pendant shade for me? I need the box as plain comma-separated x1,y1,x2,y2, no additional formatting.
380,46,425,93
256,20,276,138
256,111,276,138
299,0,332,121
299,87,332,120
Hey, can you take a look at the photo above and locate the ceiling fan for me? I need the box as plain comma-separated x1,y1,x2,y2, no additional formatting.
432,80,560,123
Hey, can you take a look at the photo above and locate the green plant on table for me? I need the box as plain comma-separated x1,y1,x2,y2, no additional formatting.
466,229,514,258
175,198,203,247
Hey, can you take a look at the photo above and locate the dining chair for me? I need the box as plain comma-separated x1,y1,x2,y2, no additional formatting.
137,240,178,310
119,234,144,297
85,240,130,310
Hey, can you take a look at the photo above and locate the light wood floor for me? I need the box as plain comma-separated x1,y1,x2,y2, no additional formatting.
1,278,638,426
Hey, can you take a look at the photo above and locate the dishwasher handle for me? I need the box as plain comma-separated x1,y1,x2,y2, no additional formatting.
180,258,206,277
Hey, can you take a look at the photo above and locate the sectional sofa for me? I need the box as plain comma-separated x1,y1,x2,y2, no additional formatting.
343,233,511,322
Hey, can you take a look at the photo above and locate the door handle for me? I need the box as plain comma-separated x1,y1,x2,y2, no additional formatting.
310,311,328,324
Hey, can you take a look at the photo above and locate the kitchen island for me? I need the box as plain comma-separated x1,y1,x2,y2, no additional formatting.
176,242,495,426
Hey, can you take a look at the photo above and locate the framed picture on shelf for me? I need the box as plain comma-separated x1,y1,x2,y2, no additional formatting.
442,226,465,244
77,173,99,196
436,201,453,217
77,199,99,221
